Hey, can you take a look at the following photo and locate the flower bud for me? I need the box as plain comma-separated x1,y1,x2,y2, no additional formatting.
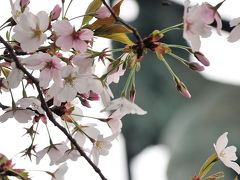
20,0,30,9
50,5,61,21
175,79,191,98
194,52,210,66
88,91,100,101
95,6,111,19
80,99,91,108
188,62,205,71
41,115,47,124
130,87,136,102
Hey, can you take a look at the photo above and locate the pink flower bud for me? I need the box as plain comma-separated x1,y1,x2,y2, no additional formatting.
20,0,30,9
88,91,100,101
95,6,111,19
41,115,47,124
130,88,136,102
81,99,91,108
176,80,191,98
50,5,61,21
194,52,210,66
188,62,205,71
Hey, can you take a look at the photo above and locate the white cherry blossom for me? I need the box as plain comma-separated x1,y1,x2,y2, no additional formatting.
101,97,147,116
12,11,49,52
228,17,240,42
0,107,35,123
90,133,118,166
7,62,24,89
72,53,95,74
214,132,240,174
51,163,68,180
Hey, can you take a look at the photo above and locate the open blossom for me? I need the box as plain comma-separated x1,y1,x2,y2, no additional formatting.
17,97,45,114
23,52,63,88
228,17,240,42
12,11,49,52
36,142,69,165
72,53,95,75
52,20,93,52
51,163,68,180
183,0,222,51
90,133,118,165
101,97,147,116
214,132,240,174
0,107,35,123
107,64,126,84
10,0,29,22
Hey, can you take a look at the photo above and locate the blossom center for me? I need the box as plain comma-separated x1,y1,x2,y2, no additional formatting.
220,151,226,158
72,30,81,40
96,141,103,149
32,26,43,40
64,74,75,85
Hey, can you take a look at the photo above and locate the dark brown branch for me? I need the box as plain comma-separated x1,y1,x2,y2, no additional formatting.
101,0,144,58
0,36,107,180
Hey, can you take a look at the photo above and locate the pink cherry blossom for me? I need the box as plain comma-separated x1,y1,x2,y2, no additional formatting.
50,5,61,21
95,6,111,19
183,0,222,51
12,11,49,52
23,52,63,88
52,20,93,52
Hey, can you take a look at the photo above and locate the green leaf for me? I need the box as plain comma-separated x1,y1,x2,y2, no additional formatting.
96,33,134,45
94,24,132,36
82,0,102,25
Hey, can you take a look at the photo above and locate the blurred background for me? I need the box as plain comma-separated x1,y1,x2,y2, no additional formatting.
1,0,240,179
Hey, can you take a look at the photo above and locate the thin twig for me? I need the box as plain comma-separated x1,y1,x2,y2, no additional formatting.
0,36,107,180
101,0,144,58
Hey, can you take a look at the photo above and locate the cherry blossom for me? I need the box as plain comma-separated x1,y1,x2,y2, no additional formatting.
7,62,24,89
17,97,45,114
107,64,126,84
52,20,93,52
23,52,63,88
51,163,68,180
0,107,35,123
9,0,29,22
214,132,240,174
101,97,147,116
50,5,61,21
90,133,118,165
36,142,69,165
95,6,111,19
228,17,240,42
72,53,95,75
183,0,222,51
107,110,124,133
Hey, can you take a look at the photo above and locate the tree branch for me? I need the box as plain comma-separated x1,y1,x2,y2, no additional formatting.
0,36,107,180
101,0,144,58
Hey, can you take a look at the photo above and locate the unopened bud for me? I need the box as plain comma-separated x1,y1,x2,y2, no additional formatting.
188,62,205,71
41,115,47,124
81,99,91,108
192,176,201,180
50,5,61,21
175,79,191,98
20,0,30,9
95,6,111,19
88,91,100,101
194,52,210,66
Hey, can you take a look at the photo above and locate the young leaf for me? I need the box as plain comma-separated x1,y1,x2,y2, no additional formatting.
96,33,134,45
86,17,115,30
82,0,102,25
94,24,132,35
112,0,124,15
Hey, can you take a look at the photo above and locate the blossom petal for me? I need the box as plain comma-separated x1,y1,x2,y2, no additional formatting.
214,132,228,154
